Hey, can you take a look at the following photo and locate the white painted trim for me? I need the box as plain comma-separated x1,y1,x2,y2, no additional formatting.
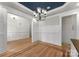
47,8,79,19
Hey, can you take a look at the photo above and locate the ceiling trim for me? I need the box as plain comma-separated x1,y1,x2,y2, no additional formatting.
0,2,34,16
47,2,70,14
16,2,34,15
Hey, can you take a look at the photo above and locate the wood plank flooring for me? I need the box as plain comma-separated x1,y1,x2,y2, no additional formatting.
0,38,69,57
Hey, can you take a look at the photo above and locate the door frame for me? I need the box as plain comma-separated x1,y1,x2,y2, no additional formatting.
61,14,77,44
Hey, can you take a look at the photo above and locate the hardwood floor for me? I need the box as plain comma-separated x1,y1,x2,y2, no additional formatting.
0,38,69,57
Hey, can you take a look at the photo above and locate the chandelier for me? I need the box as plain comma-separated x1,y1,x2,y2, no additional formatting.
33,7,47,22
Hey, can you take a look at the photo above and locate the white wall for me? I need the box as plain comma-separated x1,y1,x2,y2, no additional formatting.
76,13,79,39
38,16,62,46
47,8,79,39
0,3,33,53
32,21,40,42
62,15,77,44
0,3,33,20
32,16,62,46
32,8,79,47
7,13,30,41
0,6,7,53
47,8,79,57
32,6,79,48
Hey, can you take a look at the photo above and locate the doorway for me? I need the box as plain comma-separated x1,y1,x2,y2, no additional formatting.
62,14,76,44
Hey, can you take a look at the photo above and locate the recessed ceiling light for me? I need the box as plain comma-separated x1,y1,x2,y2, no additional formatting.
47,6,51,9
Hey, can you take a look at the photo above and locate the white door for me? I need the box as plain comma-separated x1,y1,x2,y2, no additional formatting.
62,15,76,44
0,6,7,53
